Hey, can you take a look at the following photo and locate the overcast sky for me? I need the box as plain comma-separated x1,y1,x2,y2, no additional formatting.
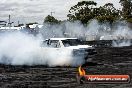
0,0,121,24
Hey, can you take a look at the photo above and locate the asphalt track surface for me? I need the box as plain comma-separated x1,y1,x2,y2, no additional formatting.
0,46,132,88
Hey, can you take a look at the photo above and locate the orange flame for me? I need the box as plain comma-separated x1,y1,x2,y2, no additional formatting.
78,66,86,76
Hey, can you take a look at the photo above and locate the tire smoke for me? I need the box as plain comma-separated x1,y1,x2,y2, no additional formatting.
0,20,131,66
0,32,84,66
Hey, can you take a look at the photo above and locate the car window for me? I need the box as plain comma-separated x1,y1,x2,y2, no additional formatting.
62,39,82,47
49,40,60,48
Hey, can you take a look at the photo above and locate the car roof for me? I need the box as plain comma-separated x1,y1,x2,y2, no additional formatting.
49,38,78,40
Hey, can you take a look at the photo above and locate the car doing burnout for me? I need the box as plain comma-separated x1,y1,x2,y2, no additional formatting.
42,38,97,61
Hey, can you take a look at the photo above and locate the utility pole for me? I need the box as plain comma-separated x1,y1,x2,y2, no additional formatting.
18,21,19,26
8,15,14,27
50,12,55,16
8,15,11,27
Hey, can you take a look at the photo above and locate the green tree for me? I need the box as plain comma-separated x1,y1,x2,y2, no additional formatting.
67,1,97,24
44,15,60,24
96,3,120,23
120,0,132,19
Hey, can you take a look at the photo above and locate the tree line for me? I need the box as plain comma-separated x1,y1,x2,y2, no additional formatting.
44,0,132,25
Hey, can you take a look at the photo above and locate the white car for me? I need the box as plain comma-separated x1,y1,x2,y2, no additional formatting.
42,38,97,60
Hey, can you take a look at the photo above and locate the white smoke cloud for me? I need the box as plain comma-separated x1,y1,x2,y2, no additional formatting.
40,20,132,47
0,20,131,66
0,31,84,66
112,40,131,47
